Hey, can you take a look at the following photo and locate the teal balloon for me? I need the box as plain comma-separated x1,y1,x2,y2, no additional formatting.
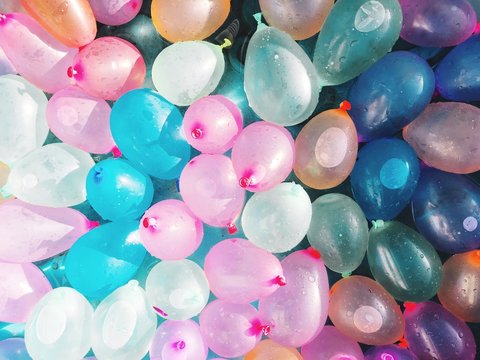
367,221,443,302
65,221,146,300
307,193,368,275
313,0,402,86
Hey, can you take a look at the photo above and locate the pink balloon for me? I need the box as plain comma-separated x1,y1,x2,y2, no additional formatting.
139,199,204,260
204,238,286,304
179,154,245,229
0,199,95,263
183,95,243,154
0,261,52,323
0,13,77,93
89,0,142,25
46,86,116,154
68,36,146,100
259,248,329,347
232,121,295,192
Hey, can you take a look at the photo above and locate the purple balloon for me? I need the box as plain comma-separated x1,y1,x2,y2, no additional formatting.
365,344,418,360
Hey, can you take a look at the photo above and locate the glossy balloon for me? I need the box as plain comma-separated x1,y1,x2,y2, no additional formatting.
89,0,142,25
364,345,418,360
0,338,30,360
246,339,302,360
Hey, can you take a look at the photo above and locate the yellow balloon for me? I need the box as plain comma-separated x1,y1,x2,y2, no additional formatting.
245,340,303,360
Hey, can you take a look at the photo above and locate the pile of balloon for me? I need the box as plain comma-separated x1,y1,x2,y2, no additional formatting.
2,0,480,358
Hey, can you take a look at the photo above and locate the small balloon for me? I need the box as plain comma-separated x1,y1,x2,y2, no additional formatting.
245,339,302,360
364,345,418,360
0,338,30,360
88,0,142,26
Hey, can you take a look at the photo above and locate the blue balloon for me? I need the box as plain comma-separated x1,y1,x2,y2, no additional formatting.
110,88,191,179
0,338,30,360
412,168,480,253
86,158,153,221
350,138,420,220
65,221,146,300
349,51,435,141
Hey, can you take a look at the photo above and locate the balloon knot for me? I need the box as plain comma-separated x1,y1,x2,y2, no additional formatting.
341,271,351,278
191,128,203,139
339,100,351,111
220,38,232,49
173,340,186,350
227,223,237,234
274,275,287,286
67,66,77,78
142,217,157,229
153,306,168,317
474,22,480,34
239,176,251,188
87,220,100,229
131,0,138,9
307,247,321,259
372,219,384,229
112,146,122,158
403,302,417,313
397,337,409,349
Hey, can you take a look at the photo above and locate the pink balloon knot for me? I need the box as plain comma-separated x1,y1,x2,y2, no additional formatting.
153,306,168,317
173,340,186,350
227,223,237,234
87,220,100,229
67,66,77,78
191,128,203,139
131,0,139,9
239,176,251,188
274,275,287,286
474,22,480,34
142,217,157,229
112,146,122,158
306,247,321,259
248,319,272,336
339,100,351,111
403,302,417,313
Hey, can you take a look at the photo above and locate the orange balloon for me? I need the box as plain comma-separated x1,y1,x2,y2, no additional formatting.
20,0,96,48
245,340,303,360
151,0,230,43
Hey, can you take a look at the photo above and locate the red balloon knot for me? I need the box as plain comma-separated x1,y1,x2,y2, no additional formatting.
143,217,157,229
227,223,237,234
131,0,138,9
397,337,409,349
112,146,122,158
274,275,287,286
403,302,417,313
261,325,271,336
173,340,185,350
87,220,100,229
191,128,203,139
474,22,480,34
67,66,77,78
153,306,168,317
306,247,321,259
339,100,351,111
239,176,251,188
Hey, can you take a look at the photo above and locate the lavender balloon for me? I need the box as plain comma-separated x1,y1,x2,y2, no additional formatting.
0,338,30,360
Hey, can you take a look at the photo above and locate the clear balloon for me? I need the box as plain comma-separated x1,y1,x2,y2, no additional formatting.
0,338,30,360
364,345,418,360
245,339,302,360
88,0,142,26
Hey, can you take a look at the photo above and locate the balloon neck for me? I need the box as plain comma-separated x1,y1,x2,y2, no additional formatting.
67,66,77,78
153,306,168,317
87,220,100,229
227,223,237,234
93,166,103,183
249,319,272,336
372,219,384,229
273,275,287,287
253,12,267,30
191,128,203,139
341,271,351,278
219,38,232,50
239,176,252,188
173,340,186,350
403,302,417,313
111,146,122,158
339,100,351,111
306,247,321,259
142,217,158,230
397,337,409,349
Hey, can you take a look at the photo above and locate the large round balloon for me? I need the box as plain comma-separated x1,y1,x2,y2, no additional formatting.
89,0,142,26
246,339,302,360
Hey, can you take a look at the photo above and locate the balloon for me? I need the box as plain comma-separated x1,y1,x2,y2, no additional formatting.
242,182,312,253
404,301,476,360
0,47,15,76
183,95,243,154
110,88,191,179
145,259,209,320
64,221,146,299
20,0,96,48
91,280,157,360
69,37,146,101
25,287,93,360
259,0,334,40
0,13,76,93
246,339,302,360
313,0,402,86
150,0,230,43
350,138,420,220
4,143,94,207
307,193,369,275
152,41,225,106
204,238,285,304
179,154,245,228
403,102,480,174
86,158,154,221
259,249,329,347
329,276,405,345
88,0,142,26
364,345,418,360
0,262,51,323
348,51,435,141
0,338,30,360
0,74,48,165
0,199,93,263
399,0,476,47
149,320,208,360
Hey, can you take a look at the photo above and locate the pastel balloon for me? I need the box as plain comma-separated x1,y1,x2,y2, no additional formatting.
403,102,480,174
364,345,418,360
4,143,94,207
259,249,329,347
20,0,96,48
0,338,30,360
151,0,230,43
145,259,209,320
65,221,146,299
246,340,302,360
242,182,312,253
294,105,358,189
307,193,369,275
179,154,245,228
350,138,420,220
404,301,476,360
149,320,208,360
183,95,243,154
152,41,225,106
313,0,402,86
110,88,190,179
0,75,48,165
0,47,15,76
329,276,405,345
25,287,93,360
69,37,146,100
399,0,476,47
89,0,142,26
92,280,157,360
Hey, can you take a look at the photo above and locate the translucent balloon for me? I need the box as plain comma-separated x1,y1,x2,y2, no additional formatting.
0,338,30,360
92,280,156,360
0,47,15,76
4,143,94,207
20,0,97,48
149,320,208,360
25,287,93,360
152,41,225,106
242,182,311,253
69,37,146,101
0,13,77,93
364,345,418,360
64,221,146,299
294,104,358,189
329,276,405,345
89,0,142,26
110,89,191,179
145,259,209,320
183,95,243,154
403,102,480,174
46,86,115,154
259,249,329,347
151,0,230,43
179,154,245,228
245,340,302,360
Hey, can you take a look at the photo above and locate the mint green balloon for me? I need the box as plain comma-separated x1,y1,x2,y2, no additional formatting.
313,0,402,86
307,193,368,275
